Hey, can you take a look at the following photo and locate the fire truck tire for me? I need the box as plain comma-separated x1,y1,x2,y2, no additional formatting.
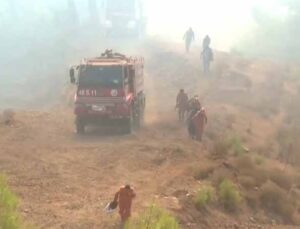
123,109,134,134
134,108,140,129
139,97,146,126
76,118,85,135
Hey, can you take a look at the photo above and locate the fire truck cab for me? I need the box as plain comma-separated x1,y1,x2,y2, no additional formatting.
69,50,145,134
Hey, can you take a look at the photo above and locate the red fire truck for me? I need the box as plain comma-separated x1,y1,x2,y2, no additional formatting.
69,50,145,134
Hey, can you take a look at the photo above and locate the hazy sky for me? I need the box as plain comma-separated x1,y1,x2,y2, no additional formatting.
145,0,253,49
145,0,288,50
0,0,288,50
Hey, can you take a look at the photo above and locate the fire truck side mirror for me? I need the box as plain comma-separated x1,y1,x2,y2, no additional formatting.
69,68,75,84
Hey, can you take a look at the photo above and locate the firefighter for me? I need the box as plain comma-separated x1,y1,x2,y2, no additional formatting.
186,96,201,139
183,27,195,53
176,89,189,122
191,106,208,141
202,35,211,50
113,185,136,225
201,46,214,74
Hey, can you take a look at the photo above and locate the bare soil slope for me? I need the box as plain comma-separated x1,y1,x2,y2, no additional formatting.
0,40,299,229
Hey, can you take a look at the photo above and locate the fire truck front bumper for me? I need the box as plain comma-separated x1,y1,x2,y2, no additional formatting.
74,103,131,124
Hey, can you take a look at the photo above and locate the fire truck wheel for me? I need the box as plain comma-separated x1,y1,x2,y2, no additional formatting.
76,119,85,135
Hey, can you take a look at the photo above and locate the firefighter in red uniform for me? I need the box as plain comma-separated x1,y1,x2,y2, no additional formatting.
186,96,201,139
114,185,136,225
191,106,208,141
176,89,189,122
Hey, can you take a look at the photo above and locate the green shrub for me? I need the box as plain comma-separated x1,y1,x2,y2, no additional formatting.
213,134,246,158
0,175,31,229
218,179,241,211
194,186,214,210
229,136,246,156
125,205,180,229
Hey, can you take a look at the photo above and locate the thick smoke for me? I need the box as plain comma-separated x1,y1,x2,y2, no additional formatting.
0,0,298,108
235,0,300,60
0,0,106,108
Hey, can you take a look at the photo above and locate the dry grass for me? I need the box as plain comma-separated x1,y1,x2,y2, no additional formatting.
244,191,259,210
234,156,268,187
211,168,237,187
269,168,293,191
193,166,215,180
213,138,231,158
259,181,297,224
239,176,257,189
254,155,265,165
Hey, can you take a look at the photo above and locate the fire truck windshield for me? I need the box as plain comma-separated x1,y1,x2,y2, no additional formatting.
79,66,123,87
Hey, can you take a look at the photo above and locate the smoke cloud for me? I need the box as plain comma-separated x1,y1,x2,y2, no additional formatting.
0,0,298,108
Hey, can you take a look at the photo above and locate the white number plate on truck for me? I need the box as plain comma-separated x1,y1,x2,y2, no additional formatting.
92,105,106,112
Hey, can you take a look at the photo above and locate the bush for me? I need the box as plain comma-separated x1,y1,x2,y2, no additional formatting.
0,175,31,229
239,176,256,189
235,156,268,187
211,168,234,187
213,134,246,158
193,166,214,180
235,155,254,170
218,179,241,211
260,181,296,223
213,138,231,158
194,186,214,210
254,155,265,165
244,191,258,210
229,136,246,156
269,169,293,191
125,205,180,229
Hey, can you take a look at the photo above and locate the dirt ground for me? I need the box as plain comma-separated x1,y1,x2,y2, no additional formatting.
0,41,298,229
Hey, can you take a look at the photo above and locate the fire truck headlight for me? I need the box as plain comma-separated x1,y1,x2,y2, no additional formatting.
127,20,136,29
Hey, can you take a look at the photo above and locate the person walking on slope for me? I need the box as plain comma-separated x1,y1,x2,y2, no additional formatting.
201,46,214,74
113,185,136,226
191,105,207,141
176,89,189,122
186,96,201,139
202,35,211,50
183,27,195,53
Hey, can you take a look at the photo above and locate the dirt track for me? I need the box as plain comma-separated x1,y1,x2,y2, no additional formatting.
0,46,206,228
0,105,209,228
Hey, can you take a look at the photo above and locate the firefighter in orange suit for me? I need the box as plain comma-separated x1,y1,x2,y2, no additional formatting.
114,185,136,224
191,107,208,141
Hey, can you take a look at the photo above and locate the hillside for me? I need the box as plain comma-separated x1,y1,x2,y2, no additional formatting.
0,40,300,228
